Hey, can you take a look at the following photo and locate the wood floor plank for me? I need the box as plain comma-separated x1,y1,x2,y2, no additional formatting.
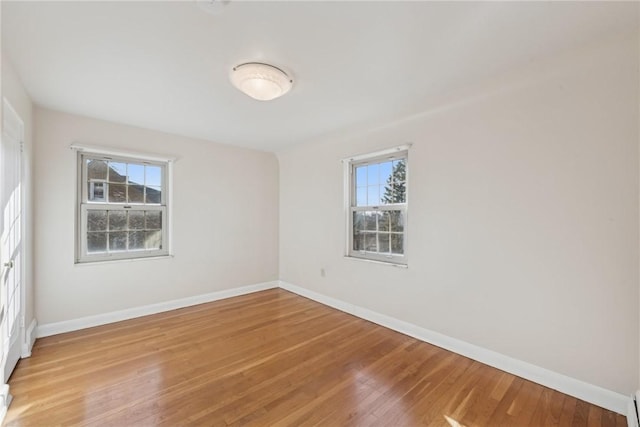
3,289,625,426
528,387,561,426
450,361,502,426
573,399,591,426
559,396,579,427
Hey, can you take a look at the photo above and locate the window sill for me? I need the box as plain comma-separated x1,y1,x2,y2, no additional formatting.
344,255,408,269
75,254,173,267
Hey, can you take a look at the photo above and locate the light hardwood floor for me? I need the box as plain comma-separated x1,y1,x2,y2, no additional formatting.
4,289,626,426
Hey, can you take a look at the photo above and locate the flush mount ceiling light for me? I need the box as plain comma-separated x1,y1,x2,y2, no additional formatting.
230,63,293,101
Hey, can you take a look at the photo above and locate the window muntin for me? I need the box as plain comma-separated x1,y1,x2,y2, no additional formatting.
77,153,169,263
348,151,407,264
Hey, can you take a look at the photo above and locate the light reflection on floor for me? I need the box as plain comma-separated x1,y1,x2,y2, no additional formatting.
4,401,31,424
445,414,467,427
82,356,164,423
353,367,415,424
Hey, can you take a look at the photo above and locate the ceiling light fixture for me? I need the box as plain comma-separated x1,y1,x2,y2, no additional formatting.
230,62,293,101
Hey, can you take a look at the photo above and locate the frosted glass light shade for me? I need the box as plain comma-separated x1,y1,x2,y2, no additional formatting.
230,63,293,101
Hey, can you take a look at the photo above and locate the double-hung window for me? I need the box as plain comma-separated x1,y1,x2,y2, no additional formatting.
347,145,409,265
76,151,169,263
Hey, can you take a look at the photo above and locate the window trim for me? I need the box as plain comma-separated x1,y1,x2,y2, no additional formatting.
75,149,172,263
343,144,410,265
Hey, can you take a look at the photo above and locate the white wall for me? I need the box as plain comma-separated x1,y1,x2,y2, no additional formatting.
34,107,279,324
278,34,639,396
1,56,35,335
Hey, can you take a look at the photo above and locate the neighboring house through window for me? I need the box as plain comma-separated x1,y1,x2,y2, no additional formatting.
76,148,170,263
345,144,410,265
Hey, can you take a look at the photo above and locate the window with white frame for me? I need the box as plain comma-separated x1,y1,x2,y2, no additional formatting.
76,151,169,263
347,145,409,264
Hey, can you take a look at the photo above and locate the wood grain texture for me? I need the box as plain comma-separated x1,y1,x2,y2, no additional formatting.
4,289,625,426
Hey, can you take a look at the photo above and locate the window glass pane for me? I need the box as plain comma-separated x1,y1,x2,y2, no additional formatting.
393,182,406,203
367,164,379,185
364,233,377,252
109,162,127,183
146,211,162,230
355,166,367,187
379,161,392,186
87,210,107,231
353,231,364,251
391,234,404,254
392,159,406,181
88,182,107,202
353,211,365,231
108,211,127,231
128,184,145,203
146,186,162,204
145,230,162,250
146,166,162,187
375,159,406,204
379,233,390,253
87,159,107,180
109,231,127,251
109,184,126,203
367,186,380,206
379,211,390,231
128,211,145,230
356,187,367,206
380,182,394,204
364,212,377,231
390,211,404,232
127,164,144,185
129,231,145,250
87,232,107,253
381,181,405,204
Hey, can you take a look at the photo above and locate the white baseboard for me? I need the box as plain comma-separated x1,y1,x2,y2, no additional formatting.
278,281,630,416
36,281,279,338
629,391,640,427
21,319,37,358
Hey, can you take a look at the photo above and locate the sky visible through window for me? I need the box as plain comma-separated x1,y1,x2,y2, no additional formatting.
107,162,161,188
356,159,405,206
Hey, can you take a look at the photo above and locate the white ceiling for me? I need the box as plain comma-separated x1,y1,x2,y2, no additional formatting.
2,1,637,152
